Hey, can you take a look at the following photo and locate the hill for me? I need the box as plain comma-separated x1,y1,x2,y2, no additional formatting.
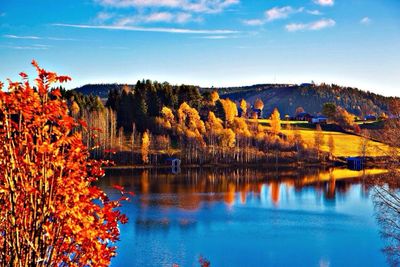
74,84,128,99
73,82,397,117
211,83,396,117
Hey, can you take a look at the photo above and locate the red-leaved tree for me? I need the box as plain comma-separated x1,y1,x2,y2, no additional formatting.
0,61,127,266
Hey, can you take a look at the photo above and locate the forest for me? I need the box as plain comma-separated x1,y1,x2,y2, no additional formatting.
61,80,377,166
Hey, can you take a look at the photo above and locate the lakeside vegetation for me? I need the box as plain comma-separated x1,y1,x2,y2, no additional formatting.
62,79,399,167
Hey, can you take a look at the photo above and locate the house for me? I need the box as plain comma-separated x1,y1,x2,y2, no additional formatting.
365,114,377,121
347,157,364,170
311,115,328,124
300,83,313,87
166,158,181,168
295,112,313,122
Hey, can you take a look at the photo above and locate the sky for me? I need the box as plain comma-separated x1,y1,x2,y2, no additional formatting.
0,0,399,96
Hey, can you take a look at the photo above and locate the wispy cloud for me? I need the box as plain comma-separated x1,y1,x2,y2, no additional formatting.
360,17,371,25
242,19,264,26
243,6,303,26
0,44,50,50
3,34,76,41
3,34,41,40
286,18,336,32
313,0,334,7
0,12,5,17
95,0,239,14
114,11,196,25
198,35,231,39
53,23,238,34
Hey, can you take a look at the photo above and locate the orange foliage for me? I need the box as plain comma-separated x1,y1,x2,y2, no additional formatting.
210,90,219,104
254,98,264,110
0,61,128,266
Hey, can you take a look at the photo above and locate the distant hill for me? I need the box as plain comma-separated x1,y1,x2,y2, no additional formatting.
74,84,129,99
72,83,397,117
212,84,396,117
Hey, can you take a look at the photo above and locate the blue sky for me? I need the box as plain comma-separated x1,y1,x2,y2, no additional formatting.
0,0,399,96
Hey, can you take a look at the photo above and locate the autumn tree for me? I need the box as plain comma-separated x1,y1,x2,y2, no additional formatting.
314,124,325,160
270,108,281,135
254,98,264,110
220,98,238,125
322,102,337,120
295,106,305,115
0,61,128,267
210,90,219,104
335,107,355,130
328,134,335,159
240,99,247,118
141,130,150,164
359,129,370,158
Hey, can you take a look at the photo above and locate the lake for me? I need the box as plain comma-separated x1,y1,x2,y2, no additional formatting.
98,167,391,267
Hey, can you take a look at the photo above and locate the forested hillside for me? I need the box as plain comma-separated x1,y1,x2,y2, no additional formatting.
212,83,396,117
74,82,397,118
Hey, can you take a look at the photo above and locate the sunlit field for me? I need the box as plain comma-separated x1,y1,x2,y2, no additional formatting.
282,129,391,157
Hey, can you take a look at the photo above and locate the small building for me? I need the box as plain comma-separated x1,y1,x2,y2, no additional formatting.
300,83,313,87
365,115,377,121
347,157,364,170
295,112,313,122
166,158,181,168
311,115,328,124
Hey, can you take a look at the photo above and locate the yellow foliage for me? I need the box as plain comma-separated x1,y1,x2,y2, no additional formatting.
233,117,251,137
221,128,236,148
240,99,247,117
270,108,281,135
206,111,224,134
220,98,238,124
211,91,220,104
141,130,150,164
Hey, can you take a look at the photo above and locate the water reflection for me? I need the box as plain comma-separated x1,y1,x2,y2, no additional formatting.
371,172,400,267
101,167,386,209
97,167,390,267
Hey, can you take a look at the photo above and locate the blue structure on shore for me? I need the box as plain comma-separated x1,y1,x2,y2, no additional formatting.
347,157,364,170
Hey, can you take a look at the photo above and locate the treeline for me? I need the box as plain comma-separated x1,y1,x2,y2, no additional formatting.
62,81,331,165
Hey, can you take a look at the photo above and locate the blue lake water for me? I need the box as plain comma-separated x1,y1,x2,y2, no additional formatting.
99,167,389,267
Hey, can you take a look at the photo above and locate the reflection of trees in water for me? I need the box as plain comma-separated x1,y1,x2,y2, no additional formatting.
103,167,374,209
372,173,400,267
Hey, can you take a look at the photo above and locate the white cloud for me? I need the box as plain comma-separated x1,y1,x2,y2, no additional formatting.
286,18,336,32
243,6,303,26
307,10,322,15
360,17,371,25
95,0,239,14
53,23,238,34
242,19,264,26
114,11,194,25
265,6,302,22
96,12,115,22
313,0,334,6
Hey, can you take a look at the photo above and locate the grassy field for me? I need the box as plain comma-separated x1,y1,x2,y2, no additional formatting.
282,129,391,157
